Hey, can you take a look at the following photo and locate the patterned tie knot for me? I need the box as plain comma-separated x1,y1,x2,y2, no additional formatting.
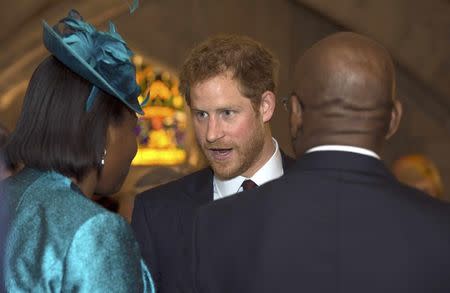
241,179,258,191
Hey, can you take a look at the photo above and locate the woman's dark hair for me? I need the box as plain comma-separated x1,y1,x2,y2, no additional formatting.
5,56,132,182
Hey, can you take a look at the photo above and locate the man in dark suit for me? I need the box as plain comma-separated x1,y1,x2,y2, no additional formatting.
132,35,294,292
193,32,450,293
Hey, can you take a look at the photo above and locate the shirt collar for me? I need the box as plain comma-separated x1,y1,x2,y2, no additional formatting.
213,138,284,200
305,145,380,159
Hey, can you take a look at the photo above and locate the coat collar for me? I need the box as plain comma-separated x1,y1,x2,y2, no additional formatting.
187,150,295,204
292,151,395,181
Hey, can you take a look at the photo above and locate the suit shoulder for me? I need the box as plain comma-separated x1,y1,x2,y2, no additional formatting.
396,182,450,217
135,167,212,203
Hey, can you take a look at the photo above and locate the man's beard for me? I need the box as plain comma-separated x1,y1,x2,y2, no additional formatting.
200,124,266,180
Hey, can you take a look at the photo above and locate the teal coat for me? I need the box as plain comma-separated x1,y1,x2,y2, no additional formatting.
3,168,155,292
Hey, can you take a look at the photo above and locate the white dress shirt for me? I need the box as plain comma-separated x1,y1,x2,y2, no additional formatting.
213,138,284,200
306,145,380,159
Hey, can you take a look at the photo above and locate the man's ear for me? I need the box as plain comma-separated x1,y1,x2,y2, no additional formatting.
259,91,276,123
289,95,303,140
385,99,402,140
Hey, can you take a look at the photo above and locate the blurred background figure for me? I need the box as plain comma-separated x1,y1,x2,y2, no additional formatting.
392,154,444,199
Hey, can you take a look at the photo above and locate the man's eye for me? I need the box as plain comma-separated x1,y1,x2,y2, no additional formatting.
196,111,208,119
223,110,234,116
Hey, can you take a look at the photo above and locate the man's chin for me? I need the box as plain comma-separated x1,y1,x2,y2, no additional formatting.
210,164,239,180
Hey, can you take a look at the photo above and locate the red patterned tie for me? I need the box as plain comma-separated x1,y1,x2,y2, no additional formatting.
241,179,258,191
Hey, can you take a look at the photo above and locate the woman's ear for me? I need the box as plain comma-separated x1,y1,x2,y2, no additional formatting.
259,91,276,123
95,111,137,196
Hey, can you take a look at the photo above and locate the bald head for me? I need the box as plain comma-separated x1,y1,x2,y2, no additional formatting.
291,32,402,156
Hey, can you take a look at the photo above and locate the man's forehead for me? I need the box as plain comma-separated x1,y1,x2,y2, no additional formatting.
190,93,252,112
192,71,235,87
190,96,249,111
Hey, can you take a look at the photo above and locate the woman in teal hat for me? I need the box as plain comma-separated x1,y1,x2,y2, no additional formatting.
2,10,155,292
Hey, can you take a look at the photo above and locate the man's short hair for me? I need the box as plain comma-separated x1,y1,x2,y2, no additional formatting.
179,35,279,107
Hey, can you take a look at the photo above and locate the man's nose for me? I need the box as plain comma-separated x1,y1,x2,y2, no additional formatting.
206,117,224,143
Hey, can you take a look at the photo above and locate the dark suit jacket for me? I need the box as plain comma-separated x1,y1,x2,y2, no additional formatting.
132,152,294,293
193,151,450,293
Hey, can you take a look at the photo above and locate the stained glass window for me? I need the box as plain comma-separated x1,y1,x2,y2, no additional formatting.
131,55,187,165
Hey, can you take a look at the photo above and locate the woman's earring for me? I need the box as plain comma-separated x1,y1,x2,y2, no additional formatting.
100,149,107,166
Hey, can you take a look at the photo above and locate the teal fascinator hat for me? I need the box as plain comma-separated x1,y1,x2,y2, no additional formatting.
42,9,146,115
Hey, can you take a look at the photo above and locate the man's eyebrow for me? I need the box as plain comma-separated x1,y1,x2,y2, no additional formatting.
215,107,238,112
190,108,204,112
